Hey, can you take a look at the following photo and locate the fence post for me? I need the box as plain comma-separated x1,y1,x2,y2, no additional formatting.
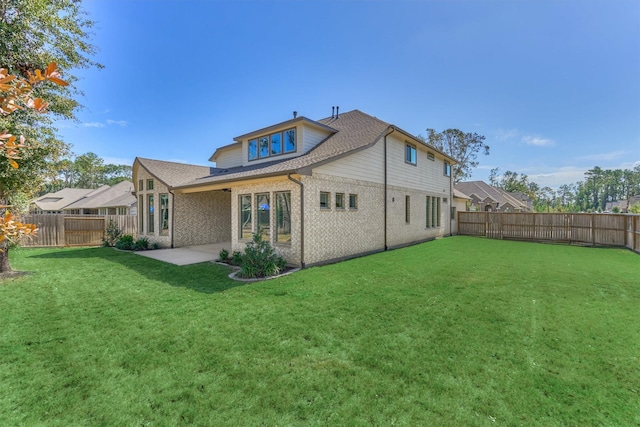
591,214,596,247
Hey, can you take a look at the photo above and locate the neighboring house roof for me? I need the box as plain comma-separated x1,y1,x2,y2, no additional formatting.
63,181,136,210
151,109,456,191
455,181,530,211
453,188,471,200
33,188,99,211
135,158,213,188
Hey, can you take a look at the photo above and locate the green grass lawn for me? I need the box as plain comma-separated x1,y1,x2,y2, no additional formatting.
1,237,638,426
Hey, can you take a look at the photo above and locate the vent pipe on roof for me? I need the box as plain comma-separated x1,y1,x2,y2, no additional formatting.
332,106,335,118
293,111,297,118
336,106,339,118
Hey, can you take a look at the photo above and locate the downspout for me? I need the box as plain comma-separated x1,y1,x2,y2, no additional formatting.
449,169,453,236
169,188,175,248
287,173,305,268
384,127,395,251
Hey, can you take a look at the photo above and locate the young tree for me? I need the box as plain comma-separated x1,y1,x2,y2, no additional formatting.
0,0,101,202
424,128,489,184
0,63,68,272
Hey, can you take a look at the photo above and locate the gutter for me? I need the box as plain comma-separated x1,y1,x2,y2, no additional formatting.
287,173,305,268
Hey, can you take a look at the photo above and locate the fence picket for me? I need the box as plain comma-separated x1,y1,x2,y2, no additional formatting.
457,211,640,254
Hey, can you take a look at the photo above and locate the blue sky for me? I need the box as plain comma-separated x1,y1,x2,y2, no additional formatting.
58,0,640,189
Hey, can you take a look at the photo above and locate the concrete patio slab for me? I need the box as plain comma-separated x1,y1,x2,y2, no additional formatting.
135,242,230,266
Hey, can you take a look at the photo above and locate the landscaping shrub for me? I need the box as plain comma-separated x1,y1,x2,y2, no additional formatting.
102,219,123,247
219,248,229,262
239,228,287,278
231,251,243,266
115,235,135,250
134,237,149,251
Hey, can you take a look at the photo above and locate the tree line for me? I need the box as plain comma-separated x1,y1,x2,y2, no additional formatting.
489,165,640,213
42,152,132,194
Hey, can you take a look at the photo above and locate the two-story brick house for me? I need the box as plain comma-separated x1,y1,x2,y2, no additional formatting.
133,109,455,267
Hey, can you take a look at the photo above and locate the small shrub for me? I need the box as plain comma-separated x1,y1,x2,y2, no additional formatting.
231,251,243,266
151,243,160,250
219,248,229,262
239,228,287,279
102,219,123,247
134,237,149,251
115,235,135,250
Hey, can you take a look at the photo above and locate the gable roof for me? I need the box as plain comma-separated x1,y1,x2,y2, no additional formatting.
455,181,529,211
134,158,213,187
161,109,455,191
63,181,136,210
33,187,101,211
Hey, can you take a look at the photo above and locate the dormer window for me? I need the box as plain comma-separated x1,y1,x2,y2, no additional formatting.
248,128,296,161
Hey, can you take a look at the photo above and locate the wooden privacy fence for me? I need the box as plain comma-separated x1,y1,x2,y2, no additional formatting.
17,214,137,247
457,212,640,253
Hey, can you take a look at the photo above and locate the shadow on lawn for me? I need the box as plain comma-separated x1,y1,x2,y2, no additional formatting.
26,247,244,294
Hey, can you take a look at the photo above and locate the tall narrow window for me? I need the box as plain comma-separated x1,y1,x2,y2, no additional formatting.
270,132,282,155
148,194,154,233
451,206,457,220
431,196,437,228
426,196,432,228
248,139,258,160
405,144,417,165
147,179,154,190
284,128,296,152
259,136,269,158
240,195,252,239
275,192,291,244
256,193,270,240
405,195,410,224
444,161,451,177
436,197,441,227
139,196,144,233
160,194,169,231
335,193,345,209
138,179,143,192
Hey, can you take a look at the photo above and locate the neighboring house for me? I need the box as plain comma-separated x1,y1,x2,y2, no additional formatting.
31,181,137,215
133,109,456,267
606,195,640,213
451,188,471,234
455,181,531,212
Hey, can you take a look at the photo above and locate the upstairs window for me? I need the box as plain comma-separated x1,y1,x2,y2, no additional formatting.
335,193,345,209
444,161,451,177
349,194,358,209
147,179,154,190
248,128,296,161
405,144,417,165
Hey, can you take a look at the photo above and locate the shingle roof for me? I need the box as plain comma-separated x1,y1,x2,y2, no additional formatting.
63,181,136,210
455,181,529,211
173,110,397,190
135,158,213,187
33,188,98,211
140,109,456,191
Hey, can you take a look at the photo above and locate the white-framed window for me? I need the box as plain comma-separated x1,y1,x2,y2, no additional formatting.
444,161,451,177
256,193,270,240
405,144,417,165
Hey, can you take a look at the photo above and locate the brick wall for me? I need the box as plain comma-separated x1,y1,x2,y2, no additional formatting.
174,191,231,247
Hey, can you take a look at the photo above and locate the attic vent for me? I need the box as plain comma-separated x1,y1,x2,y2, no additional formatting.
331,106,340,119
